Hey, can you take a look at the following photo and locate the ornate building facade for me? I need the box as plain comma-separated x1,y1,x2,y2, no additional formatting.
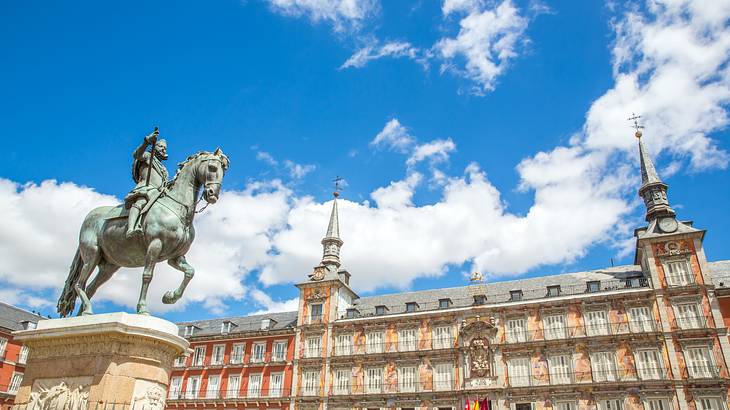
0,303,40,410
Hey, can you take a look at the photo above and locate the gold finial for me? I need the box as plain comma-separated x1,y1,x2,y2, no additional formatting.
628,113,644,138
470,271,484,283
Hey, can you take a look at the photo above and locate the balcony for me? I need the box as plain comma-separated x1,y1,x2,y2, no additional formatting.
504,320,658,345
672,315,710,331
683,365,720,380
168,387,292,401
663,274,696,289
507,367,667,387
329,381,455,395
331,337,458,358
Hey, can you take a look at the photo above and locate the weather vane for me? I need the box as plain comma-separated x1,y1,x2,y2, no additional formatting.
628,113,644,138
333,176,344,198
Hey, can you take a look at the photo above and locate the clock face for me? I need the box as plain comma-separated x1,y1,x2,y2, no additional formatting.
658,217,678,233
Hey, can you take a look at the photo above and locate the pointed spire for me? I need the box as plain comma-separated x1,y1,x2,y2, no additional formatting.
634,128,675,222
638,132,662,187
321,191,344,268
325,192,340,239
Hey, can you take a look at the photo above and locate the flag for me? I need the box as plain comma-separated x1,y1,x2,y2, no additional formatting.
473,399,480,410
465,399,471,410
480,398,490,410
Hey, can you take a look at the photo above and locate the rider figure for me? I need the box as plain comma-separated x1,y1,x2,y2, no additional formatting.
125,130,169,238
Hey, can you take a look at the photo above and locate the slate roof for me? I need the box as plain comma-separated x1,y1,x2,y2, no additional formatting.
176,310,297,338
0,302,43,332
708,260,730,285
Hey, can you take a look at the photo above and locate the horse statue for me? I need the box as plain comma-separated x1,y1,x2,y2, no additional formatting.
57,148,229,316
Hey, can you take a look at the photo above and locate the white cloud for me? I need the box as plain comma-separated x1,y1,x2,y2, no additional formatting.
435,0,529,95
407,138,457,167
370,118,416,153
256,151,278,166
284,160,316,179
249,289,299,314
267,0,378,32
341,41,420,69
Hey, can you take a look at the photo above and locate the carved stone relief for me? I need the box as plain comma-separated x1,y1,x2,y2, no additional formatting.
131,380,167,410
23,377,91,410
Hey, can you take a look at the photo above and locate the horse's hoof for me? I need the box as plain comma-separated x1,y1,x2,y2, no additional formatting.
136,305,150,316
162,291,176,304
81,310,93,316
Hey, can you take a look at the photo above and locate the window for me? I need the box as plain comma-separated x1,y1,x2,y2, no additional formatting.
192,346,206,366
230,343,244,364
273,341,287,361
665,259,694,286
434,363,453,391
646,399,670,410
585,310,610,336
433,325,452,349
548,354,572,384
310,304,323,323
247,374,262,398
169,377,182,399
211,345,225,365
506,318,527,343
305,336,321,358
174,355,186,367
591,352,618,382
636,350,663,380
18,345,29,364
547,285,561,297
556,402,576,410
302,370,319,396
0,338,7,357
686,347,714,378
543,314,566,340
676,303,704,329
398,329,417,352
406,302,418,313
510,290,523,302
251,342,266,363
366,331,384,354
508,358,530,387
626,276,644,288
473,295,487,305
336,334,353,356
587,281,600,293
269,373,284,398
629,306,654,332
375,305,387,315
599,399,624,410
8,373,22,394
186,376,201,399
398,366,417,393
346,308,358,319
439,298,452,309
697,397,725,410
227,375,241,398
184,325,196,337
334,369,351,395
221,321,234,334
260,318,275,330
366,367,383,393
206,375,220,399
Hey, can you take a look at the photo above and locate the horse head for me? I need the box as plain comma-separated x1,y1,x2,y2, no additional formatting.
197,148,229,204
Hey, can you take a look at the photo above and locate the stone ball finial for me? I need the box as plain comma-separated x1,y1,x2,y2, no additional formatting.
635,130,643,138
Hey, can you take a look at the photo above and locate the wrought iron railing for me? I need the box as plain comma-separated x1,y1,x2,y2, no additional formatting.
329,380,455,395
331,337,458,357
508,367,667,387
504,319,658,344
168,387,292,400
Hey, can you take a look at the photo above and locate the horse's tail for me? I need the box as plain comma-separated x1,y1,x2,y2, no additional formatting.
57,248,82,317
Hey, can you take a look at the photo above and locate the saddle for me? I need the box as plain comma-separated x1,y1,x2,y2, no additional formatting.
105,189,165,221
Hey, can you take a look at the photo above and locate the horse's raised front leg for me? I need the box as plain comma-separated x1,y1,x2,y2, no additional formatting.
137,239,163,315
74,248,101,316
163,255,195,304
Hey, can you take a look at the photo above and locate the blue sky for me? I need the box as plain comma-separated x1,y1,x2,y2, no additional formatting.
1,0,728,322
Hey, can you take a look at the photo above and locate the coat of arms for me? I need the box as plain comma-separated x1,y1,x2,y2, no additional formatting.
469,336,491,377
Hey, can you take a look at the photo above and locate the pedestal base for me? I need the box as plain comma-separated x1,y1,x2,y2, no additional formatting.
11,312,189,410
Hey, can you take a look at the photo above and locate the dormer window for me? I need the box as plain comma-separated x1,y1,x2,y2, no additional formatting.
184,325,197,337
261,318,276,330
221,321,236,334
346,308,359,319
626,276,644,288
586,281,600,293
405,302,418,313
473,295,487,305
20,321,37,330
510,290,523,302
375,305,388,316
547,285,561,297
439,298,452,309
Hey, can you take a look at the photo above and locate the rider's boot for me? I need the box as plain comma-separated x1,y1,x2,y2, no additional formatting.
126,204,144,238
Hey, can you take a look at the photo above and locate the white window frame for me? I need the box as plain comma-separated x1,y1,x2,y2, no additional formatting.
599,399,624,410
506,317,527,343
591,351,618,382
676,303,704,329
211,344,226,365
665,259,693,286
17,345,29,364
398,366,417,393
302,370,319,396
310,303,323,324
555,402,576,410
251,342,266,363
548,354,572,384
0,338,7,357
186,375,201,399
628,306,654,332
227,375,241,398
272,340,287,362
543,314,567,340
335,333,353,356
206,375,220,399
366,331,384,354
508,357,530,387
174,355,187,367
697,397,727,410
230,343,245,364
305,336,322,358
169,376,182,399
334,368,351,395
585,310,610,336
635,349,663,380
434,363,453,391
686,346,715,378
184,325,196,337
645,398,671,410
247,373,262,398
433,325,452,349
8,372,23,394
398,328,417,352
192,346,206,366
366,367,383,394
269,372,284,398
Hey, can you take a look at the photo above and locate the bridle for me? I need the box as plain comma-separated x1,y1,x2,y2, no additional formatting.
194,157,226,214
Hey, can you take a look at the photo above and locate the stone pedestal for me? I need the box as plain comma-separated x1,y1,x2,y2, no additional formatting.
11,312,189,410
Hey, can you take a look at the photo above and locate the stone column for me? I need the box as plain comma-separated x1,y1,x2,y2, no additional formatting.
11,312,188,410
